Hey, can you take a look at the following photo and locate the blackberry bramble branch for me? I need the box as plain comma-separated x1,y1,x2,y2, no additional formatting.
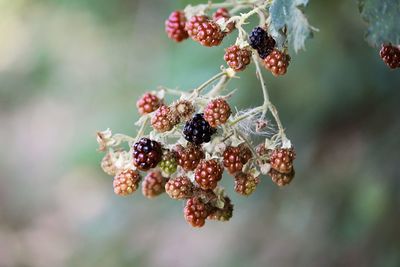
96,0,311,228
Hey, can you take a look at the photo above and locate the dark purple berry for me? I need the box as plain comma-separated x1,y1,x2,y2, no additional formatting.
183,113,216,145
133,138,162,171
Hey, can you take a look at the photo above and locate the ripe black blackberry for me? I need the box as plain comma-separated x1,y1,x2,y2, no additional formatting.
183,113,216,145
258,35,276,59
380,44,400,69
132,138,162,171
249,27,276,59
249,27,266,49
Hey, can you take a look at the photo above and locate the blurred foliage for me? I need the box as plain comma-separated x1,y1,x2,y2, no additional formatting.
358,0,400,46
0,0,399,267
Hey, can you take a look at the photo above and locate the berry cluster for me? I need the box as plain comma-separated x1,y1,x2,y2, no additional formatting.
98,89,297,226
164,7,291,76
97,1,303,228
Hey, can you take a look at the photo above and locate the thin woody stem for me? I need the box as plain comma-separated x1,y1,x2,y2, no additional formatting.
134,116,149,142
252,54,289,144
205,0,262,10
206,74,232,97
193,71,226,96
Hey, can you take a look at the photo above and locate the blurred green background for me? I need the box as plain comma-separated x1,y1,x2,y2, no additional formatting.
1,0,399,266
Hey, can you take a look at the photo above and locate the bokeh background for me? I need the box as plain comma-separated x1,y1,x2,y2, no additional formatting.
1,0,400,266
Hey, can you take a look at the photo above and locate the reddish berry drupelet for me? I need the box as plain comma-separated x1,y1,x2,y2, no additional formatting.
184,197,210,227
269,168,295,187
165,10,189,42
204,98,231,127
269,147,295,174
165,176,194,200
174,144,205,171
142,171,165,198
194,159,224,190
185,15,208,37
151,105,178,133
264,49,291,76
213,8,235,33
380,44,400,69
136,93,161,115
234,172,260,196
113,169,141,196
223,145,252,175
186,15,225,47
224,45,252,71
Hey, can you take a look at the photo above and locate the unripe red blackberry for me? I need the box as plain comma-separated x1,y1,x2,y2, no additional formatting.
194,159,224,190
151,105,178,133
264,49,290,76
269,168,295,187
185,15,208,37
207,196,233,221
158,150,178,175
186,15,225,47
183,113,216,145
174,143,205,171
142,171,165,198
136,93,161,115
165,176,193,200
234,172,260,196
380,44,400,69
113,169,141,196
165,10,189,42
132,138,162,171
269,147,295,174
223,144,252,175
204,98,231,127
238,143,253,165
213,8,235,33
224,45,252,72
172,99,195,121
184,197,210,227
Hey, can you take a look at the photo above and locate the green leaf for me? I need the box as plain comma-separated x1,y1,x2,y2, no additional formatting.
269,0,314,53
358,0,400,47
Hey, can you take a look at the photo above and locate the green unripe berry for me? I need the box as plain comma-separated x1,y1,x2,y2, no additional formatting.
159,151,178,175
